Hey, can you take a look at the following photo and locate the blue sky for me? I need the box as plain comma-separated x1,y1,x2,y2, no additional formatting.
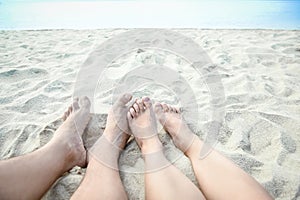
0,0,299,29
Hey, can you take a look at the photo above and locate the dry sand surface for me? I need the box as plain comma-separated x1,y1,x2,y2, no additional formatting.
0,29,300,199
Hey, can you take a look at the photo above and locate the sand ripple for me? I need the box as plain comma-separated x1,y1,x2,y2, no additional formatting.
0,29,299,200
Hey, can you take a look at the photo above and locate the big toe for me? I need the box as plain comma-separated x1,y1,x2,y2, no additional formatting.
154,103,164,118
154,103,165,124
72,97,80,111
115,93,132,107
79,96,91,109
154,103,163,114
142,96,152,108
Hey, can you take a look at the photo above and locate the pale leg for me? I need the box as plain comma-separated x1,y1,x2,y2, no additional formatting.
155,103,273,200
127,97,205,200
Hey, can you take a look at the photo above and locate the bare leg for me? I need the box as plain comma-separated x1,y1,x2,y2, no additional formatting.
155,103,273,200
71,94,132,200
0,97,91,200
127,97,205,200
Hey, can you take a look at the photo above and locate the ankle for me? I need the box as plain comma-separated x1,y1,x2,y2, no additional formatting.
88,135,122,169
45,141,77,173
184,137,203,159
139,136,163,154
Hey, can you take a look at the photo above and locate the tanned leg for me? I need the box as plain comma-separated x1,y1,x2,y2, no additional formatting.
71,94,132,200
0,97,91,200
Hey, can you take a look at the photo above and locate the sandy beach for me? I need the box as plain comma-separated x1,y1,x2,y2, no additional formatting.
0,29,299,200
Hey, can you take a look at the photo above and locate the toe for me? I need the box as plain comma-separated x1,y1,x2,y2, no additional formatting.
154,103,166,125
136,99,144,111
68,106,72,115
142,97,152,108
161,103,169,112
130,107,136,118
168,106,173,112
133,103,140,113
170,106,176,112
115,93,132,107
154,103,163,114
179,107,183,113
127,111,133,120
79,96,91,109
62,111,68,121
72,97,80,111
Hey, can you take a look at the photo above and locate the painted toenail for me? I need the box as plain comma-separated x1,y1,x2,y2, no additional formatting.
144,97,150,102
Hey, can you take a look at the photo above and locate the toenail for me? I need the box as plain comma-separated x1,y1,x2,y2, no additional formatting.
124,93,132,100
155,103,162,108
83,96,88,100
144,97,150,102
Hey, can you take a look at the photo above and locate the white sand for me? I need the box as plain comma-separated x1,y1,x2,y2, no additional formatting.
0,29,300,200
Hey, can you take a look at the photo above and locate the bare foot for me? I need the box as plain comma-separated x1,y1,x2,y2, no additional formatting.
127,97,162,154
154,103,196,155
51,96,91,170
104,93,133,150
89,94,132,169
